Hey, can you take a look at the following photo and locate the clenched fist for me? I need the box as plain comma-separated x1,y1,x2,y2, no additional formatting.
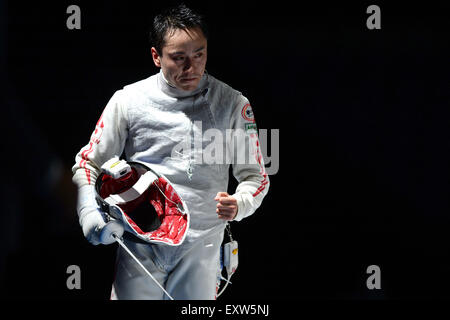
214,192,238,221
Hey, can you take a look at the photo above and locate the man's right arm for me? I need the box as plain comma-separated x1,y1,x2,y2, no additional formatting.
72,90,128,244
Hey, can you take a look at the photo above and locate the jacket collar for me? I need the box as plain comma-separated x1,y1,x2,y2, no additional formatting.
157,69,209,99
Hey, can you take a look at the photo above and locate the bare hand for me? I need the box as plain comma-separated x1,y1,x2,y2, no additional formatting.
214,192,238,221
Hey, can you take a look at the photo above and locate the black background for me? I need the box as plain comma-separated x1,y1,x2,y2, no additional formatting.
1,0,449,303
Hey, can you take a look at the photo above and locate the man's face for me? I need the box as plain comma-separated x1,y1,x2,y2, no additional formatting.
152,27,207,91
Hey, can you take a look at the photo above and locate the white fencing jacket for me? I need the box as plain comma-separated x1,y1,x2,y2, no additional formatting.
72,70,269,241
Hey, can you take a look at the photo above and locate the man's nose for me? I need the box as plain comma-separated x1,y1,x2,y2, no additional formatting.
183,57,193,71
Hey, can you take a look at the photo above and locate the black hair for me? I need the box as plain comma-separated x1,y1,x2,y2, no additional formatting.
150,3,208,56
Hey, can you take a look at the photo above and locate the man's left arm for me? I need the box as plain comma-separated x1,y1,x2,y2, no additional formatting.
215,95,270,221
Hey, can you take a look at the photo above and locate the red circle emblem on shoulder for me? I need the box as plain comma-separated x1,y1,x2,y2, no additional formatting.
241,103,255,123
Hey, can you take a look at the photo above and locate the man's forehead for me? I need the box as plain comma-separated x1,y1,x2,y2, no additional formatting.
163,27,207,51
167,46,206,56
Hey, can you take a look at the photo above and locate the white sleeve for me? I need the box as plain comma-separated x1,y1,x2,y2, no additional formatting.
72,90,128,189
229,94,269,221
71,89,128,232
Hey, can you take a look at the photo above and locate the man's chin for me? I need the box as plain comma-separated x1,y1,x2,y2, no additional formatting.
178,80,200,92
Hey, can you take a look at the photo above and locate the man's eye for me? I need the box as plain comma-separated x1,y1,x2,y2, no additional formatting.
173,56,184,61
195,53,203,58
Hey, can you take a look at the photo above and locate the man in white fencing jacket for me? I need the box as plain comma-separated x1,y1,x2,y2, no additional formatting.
72,4,269,300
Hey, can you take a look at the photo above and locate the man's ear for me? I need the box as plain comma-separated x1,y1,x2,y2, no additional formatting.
151,47,161,67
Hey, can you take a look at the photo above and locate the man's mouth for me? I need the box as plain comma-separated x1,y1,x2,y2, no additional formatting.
180,74,199,82
180,78,197,82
